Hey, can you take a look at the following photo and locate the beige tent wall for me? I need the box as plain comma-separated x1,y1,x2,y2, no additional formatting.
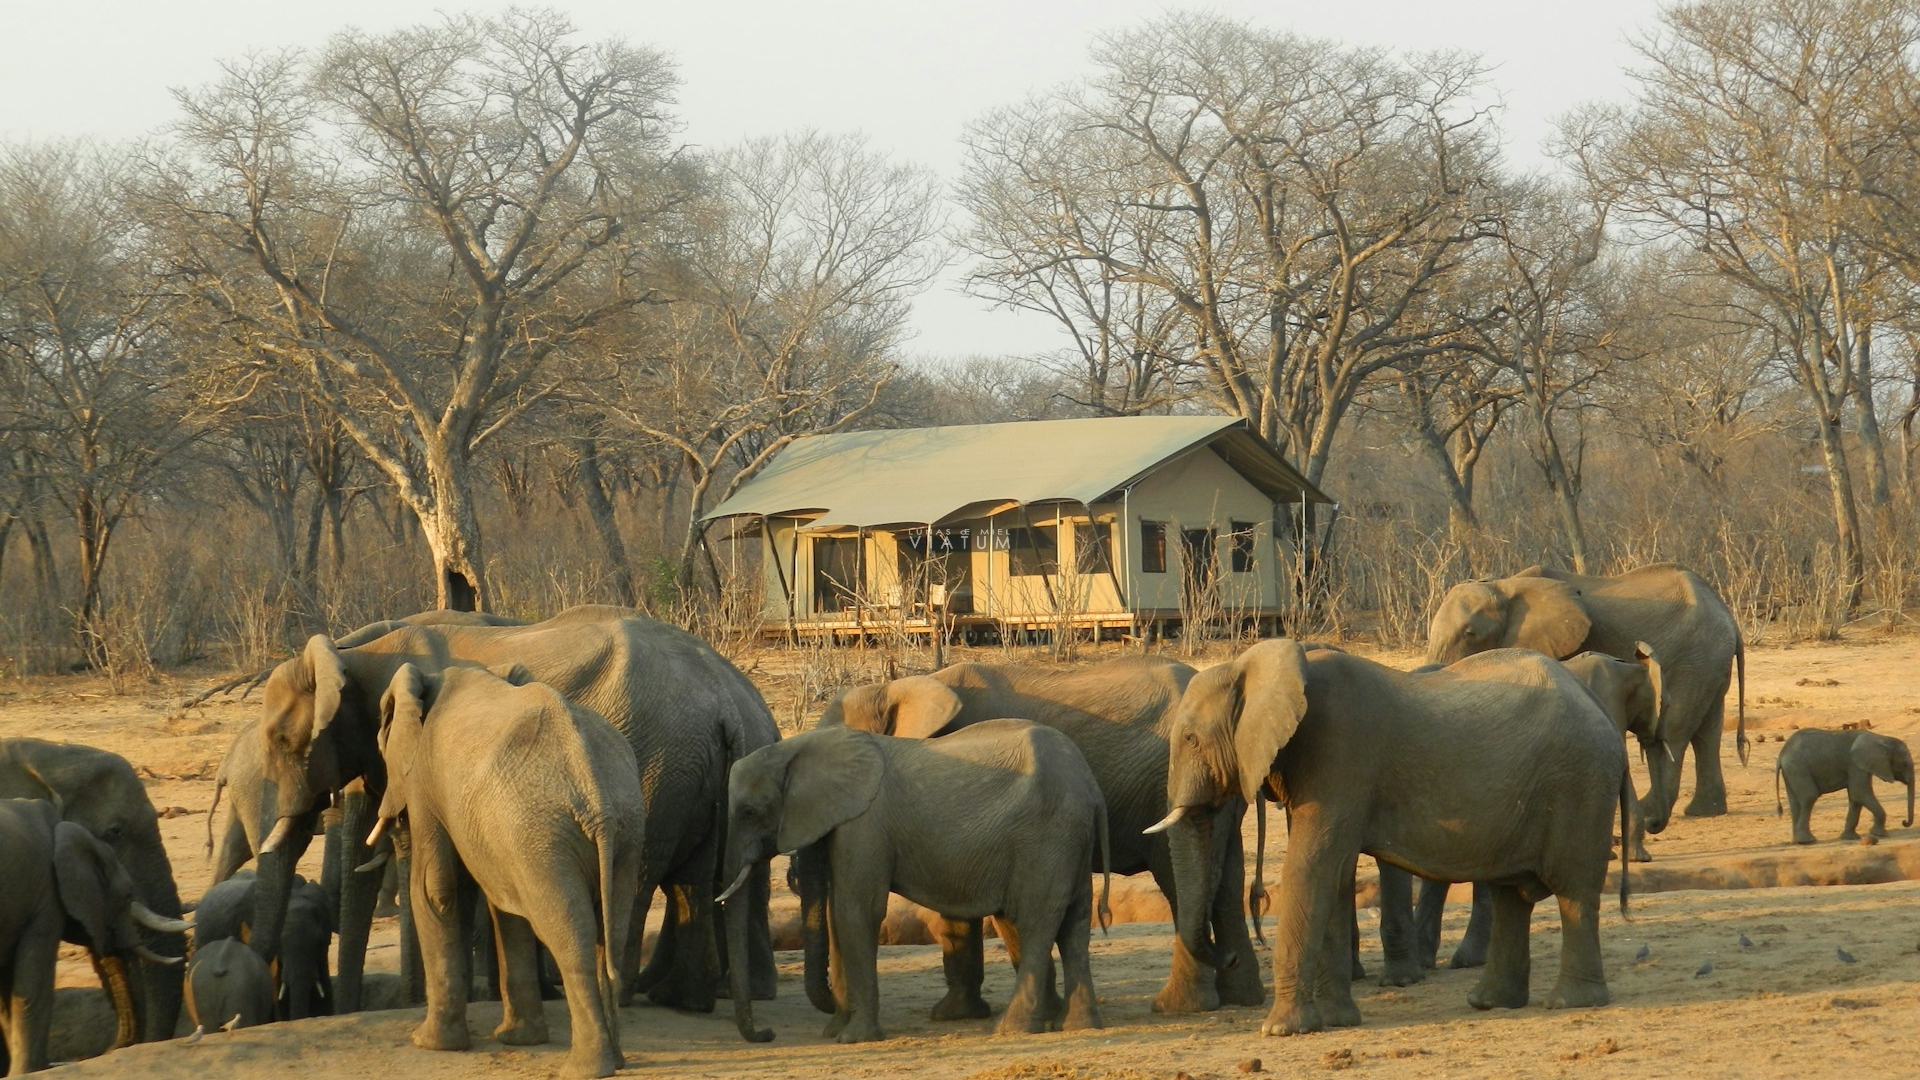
1124,448,1282,615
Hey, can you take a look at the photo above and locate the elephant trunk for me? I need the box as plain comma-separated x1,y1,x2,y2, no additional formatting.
1905,776,1913,829
794,842,835,1015
332,788,379,1013
122,834,186,1043
96,954,138,1052
1168,812,1231,972
1640,739,1682,835
724,863,772,1042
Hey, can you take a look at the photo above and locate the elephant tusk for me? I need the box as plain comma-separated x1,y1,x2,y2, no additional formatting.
715,864,754,904
1143,804,1188,835
182,1026,205,1046
131,901,193,934
365,817,390,848
259,815,299,855
135,944,185,966
355,850,392,874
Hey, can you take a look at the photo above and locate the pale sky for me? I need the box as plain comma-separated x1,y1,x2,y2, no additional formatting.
4,0,1671,358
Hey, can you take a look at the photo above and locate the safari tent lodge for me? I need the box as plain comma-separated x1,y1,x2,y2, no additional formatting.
701,415,1333,642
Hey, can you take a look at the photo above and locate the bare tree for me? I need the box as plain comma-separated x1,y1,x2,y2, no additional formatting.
151,12,686,610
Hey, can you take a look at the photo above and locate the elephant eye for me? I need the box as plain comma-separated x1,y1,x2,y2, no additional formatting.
1184,733,1199,748
101,824,125,843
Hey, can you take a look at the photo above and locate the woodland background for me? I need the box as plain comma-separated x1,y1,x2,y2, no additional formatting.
3,0,1918,680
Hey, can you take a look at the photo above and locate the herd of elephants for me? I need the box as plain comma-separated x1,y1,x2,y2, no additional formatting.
1,562,1913,1077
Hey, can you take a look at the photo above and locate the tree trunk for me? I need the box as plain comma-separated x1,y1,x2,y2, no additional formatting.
419,446,487,612
575,437,638,606
1852,325,1892,507
1813,413,1866,614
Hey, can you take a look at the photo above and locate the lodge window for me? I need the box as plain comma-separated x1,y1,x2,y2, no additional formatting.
1140,520,1167,574
1230,521,1257,573
812,536,860,610
1074,522,1114,576
1006,524,1059,576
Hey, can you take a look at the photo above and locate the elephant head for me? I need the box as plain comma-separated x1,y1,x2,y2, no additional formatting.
1855,735,1915,829
816,676,963,737
0,740,190,1042
1148,639,1311,974
52,817,193,1051
369,662,432,841
1426,577,1592,667
718,727,885,1042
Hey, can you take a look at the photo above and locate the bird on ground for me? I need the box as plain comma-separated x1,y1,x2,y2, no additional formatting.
1635,943,1651,961
1837,947,1857,964
1694,959,1714,978
1738,932,1753,948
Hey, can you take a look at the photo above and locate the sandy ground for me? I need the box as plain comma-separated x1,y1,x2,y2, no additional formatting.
9,632,1920,1079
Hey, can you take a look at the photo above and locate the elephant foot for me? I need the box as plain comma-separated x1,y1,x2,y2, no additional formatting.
1792,833,1818,846
830,1016,884,1043
749,967,778,1002
994,1007,1048,1036
1448,940,1488,970
929,989,993,1021
1683,794,1728,818
1152,975,1221,1015
1466,979,1528,1010
1216,966,1267,1008
1258,1002,1322,1037
493,1015,549,1046
645,968,717,1014
1840,830,1860,841
1349,957,1367,981
1545,980,1610,1010
560,1046,622,1080
1377,958,1426,987
1062,996,1104,1032
412,1015,471,1052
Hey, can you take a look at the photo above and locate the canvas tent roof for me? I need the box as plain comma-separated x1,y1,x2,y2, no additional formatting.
702,415,1330,532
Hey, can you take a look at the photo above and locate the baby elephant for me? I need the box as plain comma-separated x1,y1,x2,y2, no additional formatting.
186,938,274,1032
1775,729,1914,844
718,720,1110,1044
370,663,644,1080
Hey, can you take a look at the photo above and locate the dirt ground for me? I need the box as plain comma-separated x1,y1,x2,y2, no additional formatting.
11,632,1920,1079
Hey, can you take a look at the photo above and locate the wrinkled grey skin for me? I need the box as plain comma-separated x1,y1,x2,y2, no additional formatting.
1160,641,1629,1038
0,799,189,1076
720,722,1110,1044
1427,563,1745,832
1775,729,1915,845
372,664,644,1080
191,871,333,1021
1402,647,1665,975
0,740,187,1046
185,938,274,1032
817,655,1258,1015
246,606,778,1018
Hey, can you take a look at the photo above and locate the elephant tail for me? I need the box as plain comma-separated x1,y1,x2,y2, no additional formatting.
206,771,225,858
1096,796,1112,934
596,831,622,987
1247,794,1268,946
1774,762,1783,817
1734,630,1749,767
1617,766,1633,921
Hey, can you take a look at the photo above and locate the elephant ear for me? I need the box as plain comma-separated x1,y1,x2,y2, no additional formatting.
776,728,885,852
1852,736,1899,784
1230,640,1312,806
376,664,429,818
884,676,964,738
1634,641,1665,740
53,821,118,951
302,635,350,744
1498,577,1592,659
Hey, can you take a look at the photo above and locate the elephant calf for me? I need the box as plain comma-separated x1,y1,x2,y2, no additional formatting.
370,663,645,1080
719,721,1111,1044
1775,729,1914,845
185,938,274,1032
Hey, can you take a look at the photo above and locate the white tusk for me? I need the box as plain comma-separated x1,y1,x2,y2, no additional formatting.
259,816,299,855
715,864,754,904
131,902,192,934
135,944,185,966
365,817,389,848
182,1026,204,1046
1143,804,1189,835
221,1014,241,1033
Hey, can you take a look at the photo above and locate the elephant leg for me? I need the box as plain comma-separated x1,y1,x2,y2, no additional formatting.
1846,775,1887,838
1626,787,1653,863
1466,883,1532,1010
1682,703,1729,817
1208,818,1266,1007
535,907,622,1080
620,884,655,1005
1788,784,1820,845
929,916,991,1021
9,931,57,1072
491,910,550,1046
1375,864,1425,986
824,883,885,1044
996,911,1061,1036
1544,890,1608,1009
408,827,471,1052
643,881,718,1012
333,787,380,1013
1149,872,1224,1014
1056,887,1102,1032
994,916,1062,1022
1312,860,1361,1028
1412,877,1446,969
1259,828,1346,1037
211,813,252,886
1349,906,1366,982
393,829,426,1006
1449,882,1492,969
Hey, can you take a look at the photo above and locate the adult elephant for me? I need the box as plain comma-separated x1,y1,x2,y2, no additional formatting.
246,605,780,1016
817,655,1261,1014
1152,641,1629,1036
1427,563,1745,832
0,740,188,1045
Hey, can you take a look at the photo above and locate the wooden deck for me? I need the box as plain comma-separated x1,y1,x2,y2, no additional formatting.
760,609,1141,643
